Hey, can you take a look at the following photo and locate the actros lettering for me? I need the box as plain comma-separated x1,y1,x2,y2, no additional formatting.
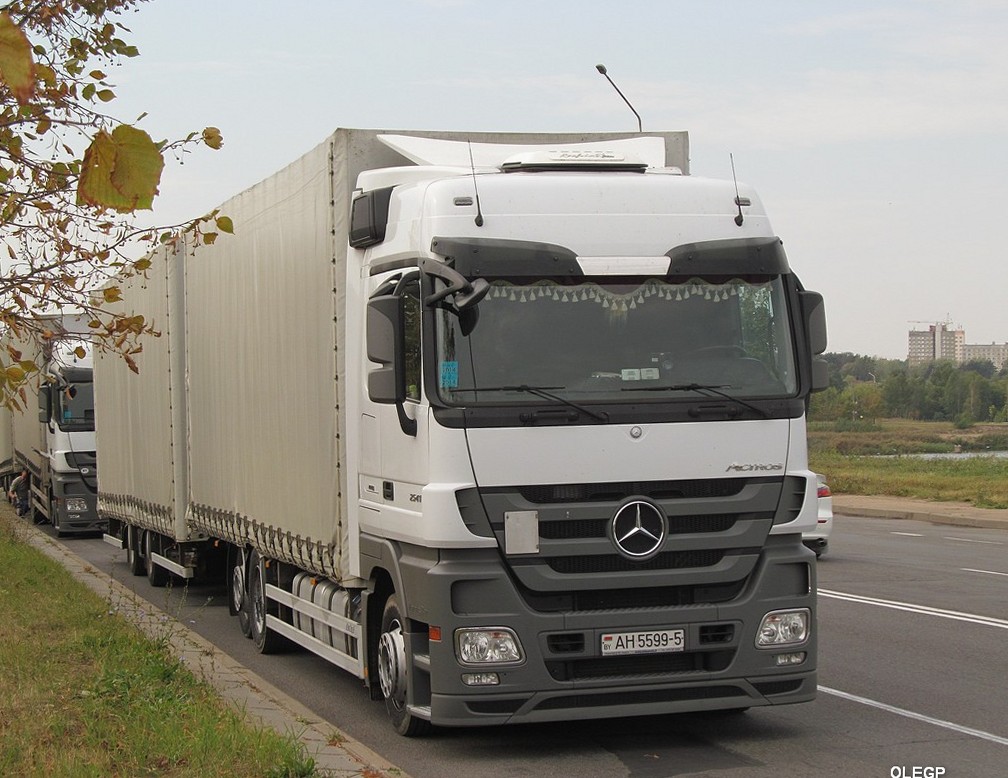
725,463,784,472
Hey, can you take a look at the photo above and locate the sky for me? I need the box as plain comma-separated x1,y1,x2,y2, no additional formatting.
105,0,1008,360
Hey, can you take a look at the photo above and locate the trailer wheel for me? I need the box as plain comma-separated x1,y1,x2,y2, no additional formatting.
378,594,431,737
144,530,169,588
228,547,253,638
248,551,284,654
126,525,145,576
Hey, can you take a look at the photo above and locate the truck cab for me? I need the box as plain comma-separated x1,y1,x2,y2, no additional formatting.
34,343,101,534
351,137,827,731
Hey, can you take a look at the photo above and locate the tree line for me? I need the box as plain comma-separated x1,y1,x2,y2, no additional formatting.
809,353,1008,426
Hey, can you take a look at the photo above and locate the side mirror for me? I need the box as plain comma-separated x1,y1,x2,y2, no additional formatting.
367,295,406,405
37,385,51,424
366,295,418,436
799,290,827,355
798,290,829,392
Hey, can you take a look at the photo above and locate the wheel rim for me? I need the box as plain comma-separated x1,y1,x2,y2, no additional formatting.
231,555,246,613
251,566,267,633
378,618,408,709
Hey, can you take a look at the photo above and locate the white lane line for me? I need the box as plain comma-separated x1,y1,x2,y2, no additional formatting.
891,531,923,537
943,536,1003,545
819,589,1008,630
963,568,1008,578
819,686,1008,747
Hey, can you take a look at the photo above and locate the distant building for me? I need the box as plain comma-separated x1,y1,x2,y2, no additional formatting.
963,343,1008,371
908,323,965,366
908,322,1008,370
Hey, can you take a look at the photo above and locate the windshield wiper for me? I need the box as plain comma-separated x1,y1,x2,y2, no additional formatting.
449,384,609,423
627,382,769,419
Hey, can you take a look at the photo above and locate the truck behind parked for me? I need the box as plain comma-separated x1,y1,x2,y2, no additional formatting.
5,318,101,534
98,128,828,735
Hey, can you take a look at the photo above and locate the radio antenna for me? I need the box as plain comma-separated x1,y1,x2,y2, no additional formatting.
595,64,642,133
467,141,484,227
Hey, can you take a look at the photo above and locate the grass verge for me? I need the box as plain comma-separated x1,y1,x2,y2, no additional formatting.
809,418,1008,508
0,505,319,777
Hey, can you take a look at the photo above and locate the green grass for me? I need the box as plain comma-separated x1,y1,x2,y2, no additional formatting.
0,505,319,778
809,418,1008,508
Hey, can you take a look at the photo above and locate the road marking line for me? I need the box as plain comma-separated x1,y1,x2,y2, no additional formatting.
891,531,923,537
819,686,1008,747
943,536,1003,545
819,589,1008,630
963,568,1008,578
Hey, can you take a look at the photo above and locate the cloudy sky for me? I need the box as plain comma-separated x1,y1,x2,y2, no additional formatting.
110,0,1007,359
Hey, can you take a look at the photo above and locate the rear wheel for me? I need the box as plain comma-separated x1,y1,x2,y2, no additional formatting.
125,525,145,576
378,594,430,737
228,547,253,638
144,530,169,587
248,551,284,653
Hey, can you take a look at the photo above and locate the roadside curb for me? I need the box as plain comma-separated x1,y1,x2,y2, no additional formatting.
20,522,407,778
832,495,1008,531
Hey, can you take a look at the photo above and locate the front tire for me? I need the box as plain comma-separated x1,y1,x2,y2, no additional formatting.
378,594,430,737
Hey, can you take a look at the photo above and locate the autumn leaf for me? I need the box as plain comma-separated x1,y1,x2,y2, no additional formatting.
78,124,165,212
0,13,34,105
103,285,123,303
215,215,233,234
202,126,223,150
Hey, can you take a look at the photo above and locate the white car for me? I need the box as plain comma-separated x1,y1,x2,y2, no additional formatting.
803,474,833,557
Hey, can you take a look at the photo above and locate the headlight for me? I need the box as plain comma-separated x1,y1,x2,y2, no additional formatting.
455,627,524,665
65,498,88,513
756,609,810,648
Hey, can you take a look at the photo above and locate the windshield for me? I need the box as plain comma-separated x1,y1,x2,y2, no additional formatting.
56,380,95,431
435,276,797,405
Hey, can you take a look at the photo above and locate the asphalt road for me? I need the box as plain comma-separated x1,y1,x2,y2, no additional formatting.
62,513,1008,777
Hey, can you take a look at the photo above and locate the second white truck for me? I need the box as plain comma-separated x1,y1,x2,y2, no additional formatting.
98,128,828,735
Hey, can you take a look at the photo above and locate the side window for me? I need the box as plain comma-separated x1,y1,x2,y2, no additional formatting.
401,278,421,401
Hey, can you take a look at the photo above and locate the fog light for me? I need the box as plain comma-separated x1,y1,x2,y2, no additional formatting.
775,651,807,666
455,627,523,665
756,609,810,648
65,498,87,513
462,672,500,686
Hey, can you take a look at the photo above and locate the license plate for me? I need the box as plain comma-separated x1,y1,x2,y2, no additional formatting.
601,628,685,656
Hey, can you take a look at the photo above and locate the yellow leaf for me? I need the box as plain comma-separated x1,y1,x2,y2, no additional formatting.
215,215,233,234
97,88,115,102
202,126,224,150
5,365,25,383
203,232,218,245
103,285,122,303
73,346,87,359
77,125,165,212
133,257,151,271
0,13,34,105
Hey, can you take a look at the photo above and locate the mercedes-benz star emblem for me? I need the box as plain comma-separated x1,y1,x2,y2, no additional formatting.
611,500,667,559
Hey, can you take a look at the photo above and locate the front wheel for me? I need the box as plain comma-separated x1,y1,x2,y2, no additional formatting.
377,594,430,737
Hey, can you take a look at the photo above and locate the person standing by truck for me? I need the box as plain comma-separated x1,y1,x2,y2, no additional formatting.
8,467,30,518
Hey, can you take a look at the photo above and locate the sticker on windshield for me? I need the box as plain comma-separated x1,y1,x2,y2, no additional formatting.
440,361,459,389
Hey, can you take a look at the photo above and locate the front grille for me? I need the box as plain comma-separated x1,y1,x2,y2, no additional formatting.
546,649,734,681
540,514,738,539
543,549,726,575
520,478,746,504
520,576,746,612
